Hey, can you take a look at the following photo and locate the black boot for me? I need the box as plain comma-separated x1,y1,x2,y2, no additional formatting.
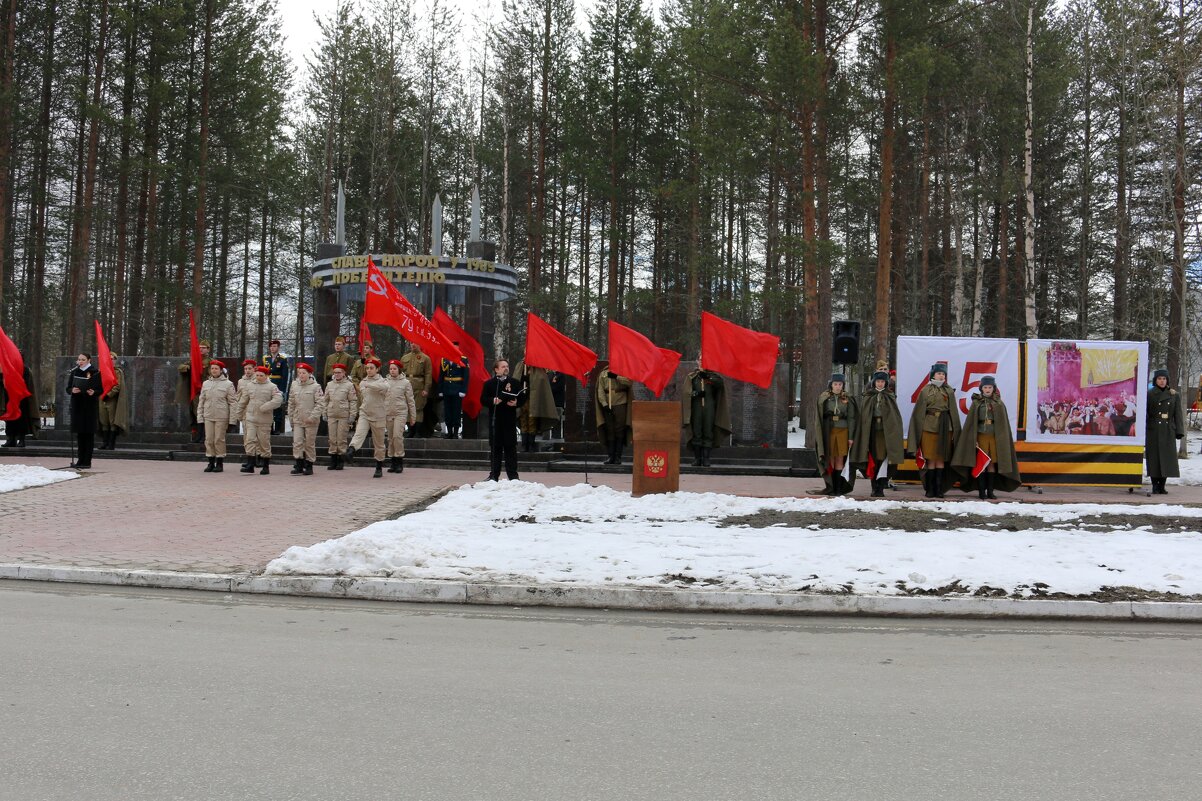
303,459,313,476
396,457,404,474
345,445,356,461
290,458,304,475
373,460,384,478
702,447,712,467
260,457,270,475
327,454,338,470
109,430,120,450
691,446,703,467
204,457,216,473
388,457,400,473
214,458,224,473
978,476,987,499
933,468,946,498
333,454,344,470
923,471,935,498
240,455,255,473
986,472,997,500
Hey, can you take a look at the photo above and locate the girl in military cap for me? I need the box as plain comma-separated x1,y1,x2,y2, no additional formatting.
851,369,903,497
815,373,858,495
951,376,1021,499
906,363,961,498
1146,369,1184,494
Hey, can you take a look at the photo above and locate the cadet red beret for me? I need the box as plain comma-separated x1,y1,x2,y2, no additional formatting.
296,362,313,373
332,363,348,372
366,358,382,367
209,359,225,369
269,339,281,346
254,365,270,374
242,358,256,367
388,359,402,368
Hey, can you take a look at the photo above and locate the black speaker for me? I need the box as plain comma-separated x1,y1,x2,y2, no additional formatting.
832,320,860,365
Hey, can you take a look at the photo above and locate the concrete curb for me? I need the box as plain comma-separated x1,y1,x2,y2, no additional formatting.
3,563,1201,621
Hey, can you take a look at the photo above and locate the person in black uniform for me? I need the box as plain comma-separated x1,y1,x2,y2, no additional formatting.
439,343,469,438
481,358,527,481
67,353,103,468
262,338,290,435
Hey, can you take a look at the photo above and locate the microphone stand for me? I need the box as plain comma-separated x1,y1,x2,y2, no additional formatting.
64,371,77,469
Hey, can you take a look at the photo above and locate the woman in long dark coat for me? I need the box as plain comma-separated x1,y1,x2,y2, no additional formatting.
68,353,103,468
951,375,1021,499
815,373,858,496
906,363,961,498
851,369,904,497
1146,369,1184,494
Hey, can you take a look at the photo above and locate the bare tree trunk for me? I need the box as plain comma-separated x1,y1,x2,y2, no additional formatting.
971,149,984,335
607,0,622,325
918,106,930,333
1113,103,1127,341
1077,11,1092,339
530,0,552,309
192,0,214,308
68,0,110,353
1022,0,1037,337
113,5,138,348
1167,0,1186,391
0,0,17,325
998,188,1008,337
873,31,897,364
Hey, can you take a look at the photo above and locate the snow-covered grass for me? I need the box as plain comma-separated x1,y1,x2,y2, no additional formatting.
1167,453,1202,486
0,463,79,494
266,481,1202,598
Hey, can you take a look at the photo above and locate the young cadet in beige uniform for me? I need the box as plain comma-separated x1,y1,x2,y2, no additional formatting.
384,359,417,473
236,365,283,475
323,363,358,470
287,363,325,476
233,358,258,471
347,358,388,477
196,360,238,472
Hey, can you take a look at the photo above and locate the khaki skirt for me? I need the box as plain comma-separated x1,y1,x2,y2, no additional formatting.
920,430,951,461
826,426,849,459
976,432,997,461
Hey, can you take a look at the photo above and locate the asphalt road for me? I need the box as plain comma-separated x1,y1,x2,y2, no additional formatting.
2,581,1200,801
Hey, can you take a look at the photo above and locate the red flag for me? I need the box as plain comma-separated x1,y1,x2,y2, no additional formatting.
188,309,203,400
915,446,926,471
607,321,681,398
358,317,373,353
972,447,992,479
0,323,31,421
700,312,780,389
363,258,464,367
524,312,597,383
433,307,487,419
94,320,117,397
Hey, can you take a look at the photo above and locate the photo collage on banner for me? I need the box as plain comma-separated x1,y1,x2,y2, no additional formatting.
1024,339,1148,447
896,336,1021,442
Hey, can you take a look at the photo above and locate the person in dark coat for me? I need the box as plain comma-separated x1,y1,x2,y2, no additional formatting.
2,363,36,448
481,358,527,481
1146,369,1185,494
907,363,961,498
262,338,290,435
951,376,1021,499
440,344,469,439
68,353,103,468
814,373,858,496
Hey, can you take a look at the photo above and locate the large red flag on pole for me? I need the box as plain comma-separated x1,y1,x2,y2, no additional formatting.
188,309,203,400
524,312,597,382
0,323,31,421
433,307,487,419
363,258,464,367
699,311,780,389
94,320,117,397
607,321,681,398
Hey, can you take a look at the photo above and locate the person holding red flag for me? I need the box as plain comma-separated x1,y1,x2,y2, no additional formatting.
177,311,211,443
682,359,731,468
0,325,35,448
97,352,129,451
951,375,1021,499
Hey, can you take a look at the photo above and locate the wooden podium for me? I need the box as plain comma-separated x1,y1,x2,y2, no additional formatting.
631,401,681,496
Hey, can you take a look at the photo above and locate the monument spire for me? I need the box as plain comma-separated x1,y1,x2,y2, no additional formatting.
470,184,481,243
335,180,346,246
431,194,443,257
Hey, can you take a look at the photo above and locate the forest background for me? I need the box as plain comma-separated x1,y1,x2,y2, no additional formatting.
0,0,1199,421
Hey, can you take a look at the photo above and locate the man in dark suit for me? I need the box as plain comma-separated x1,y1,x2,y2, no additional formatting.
480,359,527,481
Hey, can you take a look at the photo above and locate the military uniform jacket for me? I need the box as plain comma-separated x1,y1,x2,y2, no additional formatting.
197,377,238,423
906,383,962,453
401,352,433,397
262,354,290,395
101,366,131,432
440,359,469,396
681,370,732,442
232,374,256,422
175,356,212,404
287,379,326,426
385,375,417,423
1146,386,1184,477
951,393,1021,492
850,388,904,472
323,378,359,421
357,374,389,422
236,380,283,425
323,352,356,385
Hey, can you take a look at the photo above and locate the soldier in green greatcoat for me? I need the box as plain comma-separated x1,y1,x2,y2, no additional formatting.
1146,369,1184,495
951,376,1021,499
682,367,731,468
98,353,130,450
176,340,212,442
851,369,904,497
906,363,962,498
814,373,858,496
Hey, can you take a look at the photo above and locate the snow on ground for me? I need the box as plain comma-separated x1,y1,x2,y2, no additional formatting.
1168,453,1202,486
267,481,1202,598
0,463,79,494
